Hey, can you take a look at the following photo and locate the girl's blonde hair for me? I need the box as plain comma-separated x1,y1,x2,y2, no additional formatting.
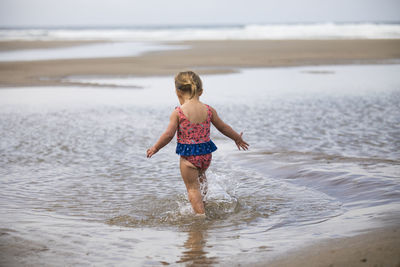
175,71,203,99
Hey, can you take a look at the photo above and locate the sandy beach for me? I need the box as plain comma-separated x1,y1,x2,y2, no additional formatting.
1,39,400,87
264,226,400,267
1,38,400,266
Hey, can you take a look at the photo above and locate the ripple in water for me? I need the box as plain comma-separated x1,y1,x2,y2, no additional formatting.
105,164,343,232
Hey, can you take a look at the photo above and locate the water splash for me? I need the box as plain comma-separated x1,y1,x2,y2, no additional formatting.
106,170,243,227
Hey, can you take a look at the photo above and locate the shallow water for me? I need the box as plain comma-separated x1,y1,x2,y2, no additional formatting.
0,41,187,62
1,64,400,265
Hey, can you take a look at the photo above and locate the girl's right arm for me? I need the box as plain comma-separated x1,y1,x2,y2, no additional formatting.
210,106,249,150
146,110,179,158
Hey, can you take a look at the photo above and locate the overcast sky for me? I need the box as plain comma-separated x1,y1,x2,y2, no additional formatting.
1,0,399,27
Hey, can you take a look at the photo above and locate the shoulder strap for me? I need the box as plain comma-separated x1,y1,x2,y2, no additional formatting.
205,104,212,120
175,106,185,119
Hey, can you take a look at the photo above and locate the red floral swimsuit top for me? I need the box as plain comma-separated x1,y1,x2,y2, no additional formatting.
175,104,217,156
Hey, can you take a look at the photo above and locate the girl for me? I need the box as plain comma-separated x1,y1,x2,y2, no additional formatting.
146,71,249,215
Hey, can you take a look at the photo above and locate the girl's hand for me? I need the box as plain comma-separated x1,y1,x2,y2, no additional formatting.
146,147,159,158
235,132,249,151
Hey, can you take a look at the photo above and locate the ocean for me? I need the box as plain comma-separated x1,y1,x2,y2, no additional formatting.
1,23,399,63
1,64,399,265
1,22,400,41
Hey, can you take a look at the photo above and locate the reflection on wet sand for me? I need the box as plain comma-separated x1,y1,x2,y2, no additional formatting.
177,222,217,266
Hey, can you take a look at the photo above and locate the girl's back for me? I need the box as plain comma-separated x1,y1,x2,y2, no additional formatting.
180,102,208,124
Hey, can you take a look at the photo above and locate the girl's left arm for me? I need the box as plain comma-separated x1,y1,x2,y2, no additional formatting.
147,110,179,158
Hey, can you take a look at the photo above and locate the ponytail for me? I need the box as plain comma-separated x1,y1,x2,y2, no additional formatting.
189,80,197,99
175,71,203,99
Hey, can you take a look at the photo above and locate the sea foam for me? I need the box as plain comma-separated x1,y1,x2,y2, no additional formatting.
1,23,400,41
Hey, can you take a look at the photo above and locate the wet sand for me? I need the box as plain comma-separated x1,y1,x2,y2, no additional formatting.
265,226,400,267
0,40,102,51
0,230,49,267
1,39,400,87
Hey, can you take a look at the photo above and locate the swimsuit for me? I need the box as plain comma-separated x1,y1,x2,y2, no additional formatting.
175,104,217,170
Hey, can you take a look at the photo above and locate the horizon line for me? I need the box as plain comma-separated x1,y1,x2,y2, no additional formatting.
1,21,400,30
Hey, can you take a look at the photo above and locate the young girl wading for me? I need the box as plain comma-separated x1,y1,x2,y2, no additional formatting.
147,71,249,215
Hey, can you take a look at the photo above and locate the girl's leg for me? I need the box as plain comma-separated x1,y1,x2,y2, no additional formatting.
180,157,205,214
198,170,208,203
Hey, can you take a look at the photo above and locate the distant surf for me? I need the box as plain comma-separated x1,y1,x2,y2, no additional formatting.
1,23,400,41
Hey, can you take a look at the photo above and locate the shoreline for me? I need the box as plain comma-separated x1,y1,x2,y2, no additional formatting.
0,40,105,51
1,39,400,87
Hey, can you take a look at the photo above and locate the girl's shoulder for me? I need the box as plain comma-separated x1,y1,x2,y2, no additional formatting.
174,106,184,121
173,106,181,115
198,103,214,118
175,102,211,112
203,103,213,112
203,103,216,115
203,103,211,108
200,103,215,121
